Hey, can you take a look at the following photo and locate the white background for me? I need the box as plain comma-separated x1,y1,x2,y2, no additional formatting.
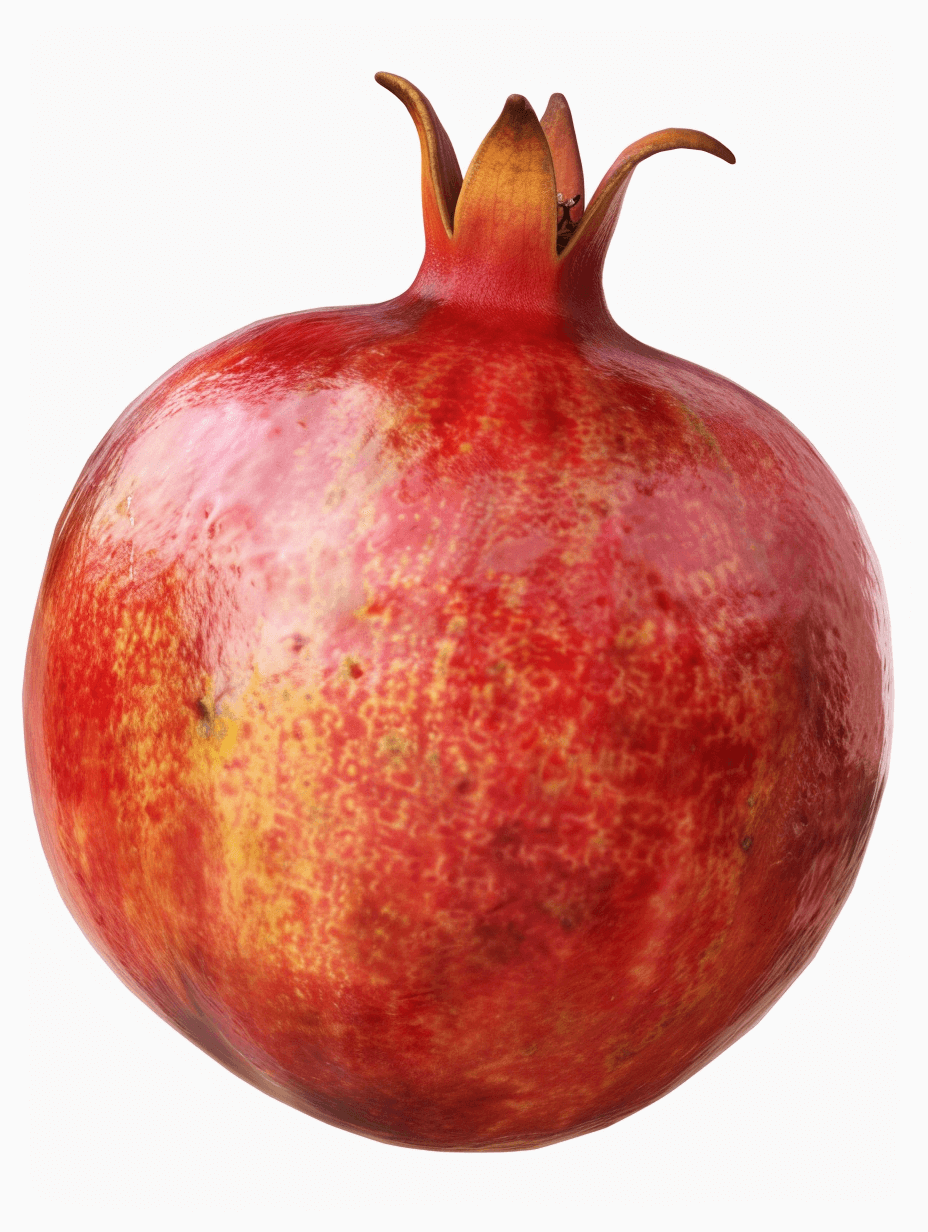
4,6,924,1230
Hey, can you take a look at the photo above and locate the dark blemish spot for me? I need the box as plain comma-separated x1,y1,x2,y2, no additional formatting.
348,662,364,679
455,778,473,795
741,835,754,852
474,918,525,964
196,697,216,738
492,823,522,856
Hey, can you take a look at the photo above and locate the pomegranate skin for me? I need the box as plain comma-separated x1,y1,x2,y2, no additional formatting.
24,78,890,1151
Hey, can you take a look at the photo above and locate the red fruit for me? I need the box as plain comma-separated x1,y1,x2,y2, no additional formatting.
24,73,891,1151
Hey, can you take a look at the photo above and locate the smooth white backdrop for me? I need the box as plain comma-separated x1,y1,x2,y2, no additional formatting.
5,7,923,1230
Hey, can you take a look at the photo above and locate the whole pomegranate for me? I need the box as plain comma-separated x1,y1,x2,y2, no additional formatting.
24,73,891,1151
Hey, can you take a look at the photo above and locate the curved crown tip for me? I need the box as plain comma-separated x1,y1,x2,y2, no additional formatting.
700,134,736,164
375,71,412,94
674,130,736,166
504,94,535,114
543,93,570,116
496,94,544,132
676,131,736,165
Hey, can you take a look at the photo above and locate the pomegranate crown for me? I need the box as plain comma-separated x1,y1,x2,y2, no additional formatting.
376,72,735,317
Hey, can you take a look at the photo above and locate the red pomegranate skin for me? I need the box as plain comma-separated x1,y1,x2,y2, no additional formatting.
24,76,890,1150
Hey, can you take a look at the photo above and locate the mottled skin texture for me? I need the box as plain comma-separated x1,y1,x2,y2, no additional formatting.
24,81,890,1150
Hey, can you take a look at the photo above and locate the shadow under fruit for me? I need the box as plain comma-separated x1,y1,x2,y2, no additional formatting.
23,73,891,1150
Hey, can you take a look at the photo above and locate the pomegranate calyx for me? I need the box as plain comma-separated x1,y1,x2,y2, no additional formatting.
375,72,463,248
561,128,736,283
540,92,585,252
451,93,558,270
377,73,735,318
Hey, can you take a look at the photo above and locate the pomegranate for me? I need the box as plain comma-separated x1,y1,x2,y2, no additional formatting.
24,73,891,1151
